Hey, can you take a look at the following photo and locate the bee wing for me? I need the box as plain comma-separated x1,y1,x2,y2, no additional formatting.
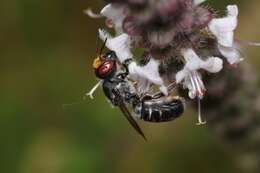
112,89,147,141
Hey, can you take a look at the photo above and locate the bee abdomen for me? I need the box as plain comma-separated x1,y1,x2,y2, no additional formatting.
140,96,185,122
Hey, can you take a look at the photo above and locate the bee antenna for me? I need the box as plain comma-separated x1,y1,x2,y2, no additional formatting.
95,32,100,54
99,38,108,56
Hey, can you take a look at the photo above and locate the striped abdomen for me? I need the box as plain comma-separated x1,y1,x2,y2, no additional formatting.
139,96,185,122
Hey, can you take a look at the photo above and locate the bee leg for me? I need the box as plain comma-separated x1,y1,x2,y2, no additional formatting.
196,97,207,126
84,80,103,99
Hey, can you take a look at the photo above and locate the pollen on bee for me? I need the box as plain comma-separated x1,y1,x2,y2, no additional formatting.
93,56,102,69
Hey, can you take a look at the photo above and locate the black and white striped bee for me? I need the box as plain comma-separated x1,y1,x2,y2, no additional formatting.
88,40,185,140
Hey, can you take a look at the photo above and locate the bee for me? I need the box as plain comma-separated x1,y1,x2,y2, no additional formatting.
89,40,185,140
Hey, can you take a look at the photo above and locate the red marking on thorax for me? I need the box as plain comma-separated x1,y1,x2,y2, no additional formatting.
98,60,114,75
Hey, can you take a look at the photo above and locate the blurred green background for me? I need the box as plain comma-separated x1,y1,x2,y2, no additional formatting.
1,0,260,173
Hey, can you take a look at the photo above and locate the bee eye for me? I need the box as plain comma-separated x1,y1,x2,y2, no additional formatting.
98,60,114,75
105,51,116,60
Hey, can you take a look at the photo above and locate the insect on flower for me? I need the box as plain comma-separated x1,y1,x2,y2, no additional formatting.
86,0,260,128
86,39,185,140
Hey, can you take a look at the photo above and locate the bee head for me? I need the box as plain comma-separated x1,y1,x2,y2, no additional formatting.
93,51,117,79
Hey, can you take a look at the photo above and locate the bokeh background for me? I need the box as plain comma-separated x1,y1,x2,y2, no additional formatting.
1,0,260,173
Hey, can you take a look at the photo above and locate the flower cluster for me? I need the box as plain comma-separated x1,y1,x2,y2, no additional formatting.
87,0,245,124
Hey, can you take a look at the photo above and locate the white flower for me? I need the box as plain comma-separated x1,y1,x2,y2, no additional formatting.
209,5,242,65
176,49,223,83
176,48,223,99
209,5,238,47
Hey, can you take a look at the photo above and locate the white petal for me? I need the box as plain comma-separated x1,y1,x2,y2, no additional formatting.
98,29,133,62
227,5,239,17
201,57,223,73
180,48,223,74
176,68,189,83
218,45,242,64
100,4,112,16
176,49,201,83
98,28,112,40
181,48,201,70
209,5,238,47
181,48,199,62
159,85,168,96
177,48,221,99
128,58,169,94
194,0,206,5
128,59,164,86
100,4,125,34
84,8,102,18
